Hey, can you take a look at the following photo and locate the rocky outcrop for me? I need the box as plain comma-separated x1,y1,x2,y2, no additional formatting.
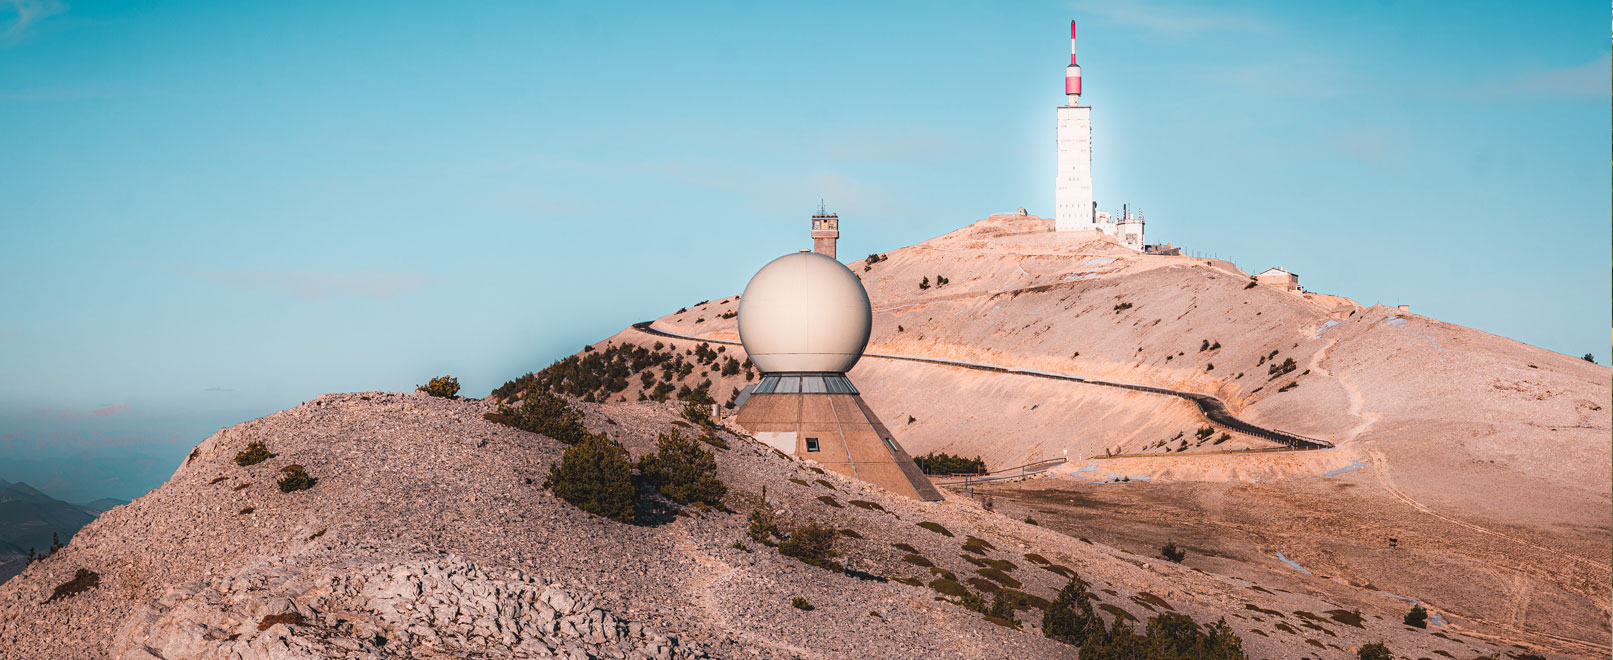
114,557,707,660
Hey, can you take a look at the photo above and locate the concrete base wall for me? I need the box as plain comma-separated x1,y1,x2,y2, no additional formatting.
735,391,942,501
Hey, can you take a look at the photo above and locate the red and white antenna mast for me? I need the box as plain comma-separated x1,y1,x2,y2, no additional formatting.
1065,20,1082,105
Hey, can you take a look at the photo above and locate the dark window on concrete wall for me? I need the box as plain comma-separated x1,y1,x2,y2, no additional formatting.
805,437,820,452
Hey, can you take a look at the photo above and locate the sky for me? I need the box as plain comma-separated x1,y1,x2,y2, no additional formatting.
1,0,1608,503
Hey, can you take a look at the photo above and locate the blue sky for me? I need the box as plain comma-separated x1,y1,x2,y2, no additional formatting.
1,0,1607,503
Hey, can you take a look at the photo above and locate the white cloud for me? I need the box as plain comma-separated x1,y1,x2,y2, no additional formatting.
1510,53,1611,98
0,0,67,44
188,269,431,300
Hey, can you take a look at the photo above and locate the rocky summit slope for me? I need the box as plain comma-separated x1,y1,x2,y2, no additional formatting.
635,213,1610,657
0,391,1510,659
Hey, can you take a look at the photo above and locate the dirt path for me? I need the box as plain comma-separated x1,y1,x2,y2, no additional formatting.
1365,448,1610,572
671,524,826,660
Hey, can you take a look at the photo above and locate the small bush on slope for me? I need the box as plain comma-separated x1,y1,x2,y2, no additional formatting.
544,435,637,523
485,385,601,445
1080,613,1247,660
46,569,99,603
1043,573,1103,645
637,429,727,507
1403,604,1428,628
417,375,460,398
778,522,840,571
277,465,315,492
235,441,275,466
1160,541,1186,563
915,452,985,475
1356,642,1392,660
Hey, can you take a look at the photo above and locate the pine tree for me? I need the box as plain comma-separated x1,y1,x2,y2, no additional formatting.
1043,573,1103,645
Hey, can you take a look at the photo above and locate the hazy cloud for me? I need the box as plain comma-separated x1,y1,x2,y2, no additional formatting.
29,403,129,420
1075,0,1271,35
189,269,431,300
0,0,66,44
91,404,128,417
1509,53,1610,98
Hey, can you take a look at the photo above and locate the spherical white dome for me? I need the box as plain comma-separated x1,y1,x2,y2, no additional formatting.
738,251,872,374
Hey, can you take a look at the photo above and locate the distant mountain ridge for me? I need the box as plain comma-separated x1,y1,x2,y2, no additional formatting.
0,480,122,584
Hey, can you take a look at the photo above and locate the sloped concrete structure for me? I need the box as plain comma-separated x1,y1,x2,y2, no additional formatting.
734,252,941,501
736,375,942,501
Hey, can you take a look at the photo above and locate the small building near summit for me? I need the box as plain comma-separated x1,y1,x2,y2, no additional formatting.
1255,267,1300,291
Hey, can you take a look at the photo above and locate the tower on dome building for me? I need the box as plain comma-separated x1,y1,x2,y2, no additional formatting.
810,202,839,260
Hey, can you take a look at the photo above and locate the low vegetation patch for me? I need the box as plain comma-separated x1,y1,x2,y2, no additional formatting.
902,554,934,568
234,441,274,466
928,577,968,598
1044,573,1103,646
778,522,841,571
1326,608,1365,628
838,528,862,539
1113,301,1133,312
417,375,459,398
276,465,315,493
637,429,727,507
892,543,919,553
848,499,884,511
258,612,305,631
817,495,842,508
916,521,954,537
1403,604,1427,628
788,478,809,487
976,567,1021,589
791,596,814,611
46,568,99,603
1077,612,1248,660
747,510,782,546
485,385,602,445
915,452,985,475
545,435,637,523
1356,642,1392,660
1160,541,1186,563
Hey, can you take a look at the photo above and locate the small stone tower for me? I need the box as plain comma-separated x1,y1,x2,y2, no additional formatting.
810,201,839,260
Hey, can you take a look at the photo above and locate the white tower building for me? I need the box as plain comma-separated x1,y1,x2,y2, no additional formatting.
1055,21,1096,233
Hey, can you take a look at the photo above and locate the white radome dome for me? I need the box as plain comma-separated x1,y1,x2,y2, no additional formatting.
738,251,872,374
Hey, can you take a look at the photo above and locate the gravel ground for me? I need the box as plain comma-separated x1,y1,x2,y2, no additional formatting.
0,391,1519,659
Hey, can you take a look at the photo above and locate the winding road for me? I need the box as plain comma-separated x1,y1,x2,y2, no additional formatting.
630,321,1332,451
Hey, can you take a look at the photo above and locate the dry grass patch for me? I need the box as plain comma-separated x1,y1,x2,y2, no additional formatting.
257,612,304,630
916,521,953,537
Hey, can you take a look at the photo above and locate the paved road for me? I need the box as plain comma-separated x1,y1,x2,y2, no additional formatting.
630,321,1332,451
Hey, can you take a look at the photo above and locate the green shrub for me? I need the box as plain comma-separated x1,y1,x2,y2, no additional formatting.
637,429,726,507
276,465,315,492
1043,573,1102,644
1582,353,1596,363
747,510,781,546
1113,302,1133,312
417,375,459,398
919,276,930,290
1244,280,1258,289
779,522,840,571
1195,426,1214,440
235,441,274,466
791,596,814,611
917,521,954,537
959,590,988,614
1356,642,1392,660
1081,614,1248,660
544,435,637,523
1160,541,1186,563
1403,604,1427,628
485,386,600,445
916,452,985,475
680,401,711,426
988,591,1018,622
929,577,967,597
1025,517,1038,525
46,568,100,603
